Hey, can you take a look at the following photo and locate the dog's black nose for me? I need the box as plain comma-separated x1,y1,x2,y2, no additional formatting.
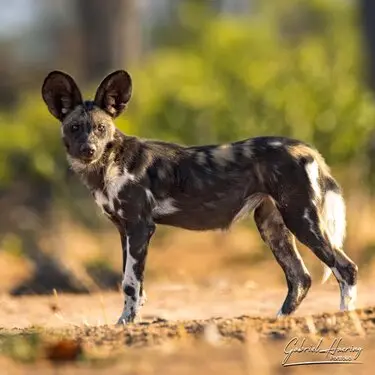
80,144,96,158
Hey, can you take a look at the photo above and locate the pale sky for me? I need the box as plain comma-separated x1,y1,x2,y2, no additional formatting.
0,0,38,37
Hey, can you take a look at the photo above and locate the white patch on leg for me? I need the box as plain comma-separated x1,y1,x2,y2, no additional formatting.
343,284,357,311
331,267,357,311
117,235,141,324
276,309,285,318
303,208,320,240
305,160,321,203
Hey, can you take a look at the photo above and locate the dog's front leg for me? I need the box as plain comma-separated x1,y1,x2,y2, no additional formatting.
117,219,155,325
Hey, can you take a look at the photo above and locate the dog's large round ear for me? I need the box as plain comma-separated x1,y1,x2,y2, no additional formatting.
41,71,83,121
94,70,132,118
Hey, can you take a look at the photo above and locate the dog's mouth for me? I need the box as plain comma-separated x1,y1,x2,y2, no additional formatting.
80,153,96,162
79,154,100,164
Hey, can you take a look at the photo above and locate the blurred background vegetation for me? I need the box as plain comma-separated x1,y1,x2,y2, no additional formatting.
2,0,375,295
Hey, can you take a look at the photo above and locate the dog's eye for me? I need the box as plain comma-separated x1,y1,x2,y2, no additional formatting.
71,124,79,132
97,124,105,133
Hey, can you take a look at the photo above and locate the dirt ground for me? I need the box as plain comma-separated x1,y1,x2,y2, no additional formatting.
0,281,375,327
2,211,375,375
0,281,374,374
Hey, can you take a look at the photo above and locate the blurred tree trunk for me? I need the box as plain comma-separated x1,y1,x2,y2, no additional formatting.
75,0,141,83
211,0,249,14
360,0,375,92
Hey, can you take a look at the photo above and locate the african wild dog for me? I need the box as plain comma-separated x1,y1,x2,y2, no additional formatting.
41,70,358,324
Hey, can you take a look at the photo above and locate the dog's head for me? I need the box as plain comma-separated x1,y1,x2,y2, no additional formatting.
42,70,132,165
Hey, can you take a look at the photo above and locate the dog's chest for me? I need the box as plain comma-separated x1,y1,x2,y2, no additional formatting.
93,164,135,219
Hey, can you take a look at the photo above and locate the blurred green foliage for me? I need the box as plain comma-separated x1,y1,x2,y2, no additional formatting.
125,0,375,164
1,0,375,200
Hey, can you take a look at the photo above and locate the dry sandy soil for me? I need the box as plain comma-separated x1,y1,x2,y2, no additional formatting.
1,210,375,374
0,281,374,374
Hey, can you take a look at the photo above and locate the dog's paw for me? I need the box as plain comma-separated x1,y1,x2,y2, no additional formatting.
116,317,127,326
116,315,134,326
276,309,286,319
116,310,136,326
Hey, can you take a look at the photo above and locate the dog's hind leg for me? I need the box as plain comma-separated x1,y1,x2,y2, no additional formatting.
278,196,358,312
254,196,312,317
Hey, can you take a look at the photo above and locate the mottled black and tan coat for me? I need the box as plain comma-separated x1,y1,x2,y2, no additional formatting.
42,70,358,324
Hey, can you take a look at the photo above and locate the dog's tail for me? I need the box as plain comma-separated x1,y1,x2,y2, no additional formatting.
320,177,347,284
